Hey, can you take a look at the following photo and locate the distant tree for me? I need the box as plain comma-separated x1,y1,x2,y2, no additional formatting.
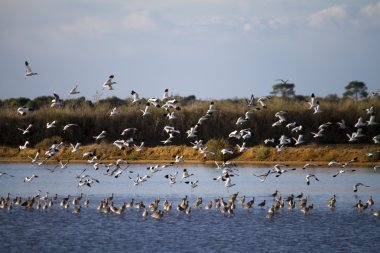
270,79,295,98
324,94,340,102
343,81,368,101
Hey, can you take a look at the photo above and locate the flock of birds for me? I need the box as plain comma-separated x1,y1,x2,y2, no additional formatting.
1,61,380,219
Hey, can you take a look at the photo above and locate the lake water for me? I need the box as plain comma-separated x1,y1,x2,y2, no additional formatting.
0,163,380,253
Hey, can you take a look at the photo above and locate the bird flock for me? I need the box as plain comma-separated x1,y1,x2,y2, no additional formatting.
1,61,380,219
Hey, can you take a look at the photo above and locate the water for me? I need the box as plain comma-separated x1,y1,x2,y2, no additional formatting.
1,163,380,253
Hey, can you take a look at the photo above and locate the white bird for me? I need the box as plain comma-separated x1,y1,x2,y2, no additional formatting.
365,106,374,115
199,147,215,159
18,124,33,135
164,171,178,184
353,183,370,192
163,88,170,100
336,119,347,130
346,132,359,143
24,174,38,182
190,139,204,149
275,111,287,122
222,174,236,188
236,142,248,153
102,75,116,90
141,103,151,117
293,134,305,146
306,174,319,185
17,106,32,116
373,135,380,144
313,101,322,114
279,135,291,145
236,116,247,125
147,98,160,107
93,130,107,141
121,128,137,137
46,120,57,129
257,96,270,108
51,93,63,108
228,130,241,139
186,124,199,138
174,155,184,163
311,129,325,138
367,113,378,126
25,61,38,77
19,141,29,151
166,111,176,120
332,168,356,177
63,123,78,131
110,107,120,117
68,85,80,95
131,90,141,104
55,158,70,170
133,141,145,152
264,138,275,145
354,117,367,128
184,180,199,190
307,93,317,109
70,142,81,153
27,149,41,163
207,101,217,114
181,168,194,181
221,148,233,155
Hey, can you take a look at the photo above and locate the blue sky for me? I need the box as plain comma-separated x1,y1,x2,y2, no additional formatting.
0,0,379,100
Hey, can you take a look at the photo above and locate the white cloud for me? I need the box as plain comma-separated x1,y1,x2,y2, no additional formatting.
361,2,380,17
309,5,347,27
121,11,157,31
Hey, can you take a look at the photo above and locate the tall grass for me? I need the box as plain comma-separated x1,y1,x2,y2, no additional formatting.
1,96,379,149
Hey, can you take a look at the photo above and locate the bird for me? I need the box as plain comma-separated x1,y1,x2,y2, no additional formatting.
17,106,33,115
46,120,57,129
68,85,80,95
181,168,194,181
306,174,319,185
353,183,370,192
27,149,41,164
93,130,107,142
63,123,78,132
19,141,30,151
25,61,38,77
0,172,15,177
18,124,33,135
184,180,199,190
70,142,81,153
51,93,63,108
24,174,38,182
102,75,117,90
133,141,145,152
110,107,120,117
141,103,151,117
257,200,266,208
131,90,141,104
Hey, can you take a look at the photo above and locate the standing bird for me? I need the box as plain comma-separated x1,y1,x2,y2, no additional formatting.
25,61,38,77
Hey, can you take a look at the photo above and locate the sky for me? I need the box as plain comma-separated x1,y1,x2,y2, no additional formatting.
0,0,379,101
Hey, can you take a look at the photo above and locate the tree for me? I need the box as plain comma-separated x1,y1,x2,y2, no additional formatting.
343,81,368,101
270,79,295,98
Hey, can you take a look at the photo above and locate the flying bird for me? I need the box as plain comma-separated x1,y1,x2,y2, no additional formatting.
25,61,38,77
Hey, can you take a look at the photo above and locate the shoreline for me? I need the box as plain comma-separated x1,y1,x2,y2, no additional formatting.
0,144,379,167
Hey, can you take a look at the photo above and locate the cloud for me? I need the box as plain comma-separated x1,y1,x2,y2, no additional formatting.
121,11,157,31
361,2,380,17
308,5,347,27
